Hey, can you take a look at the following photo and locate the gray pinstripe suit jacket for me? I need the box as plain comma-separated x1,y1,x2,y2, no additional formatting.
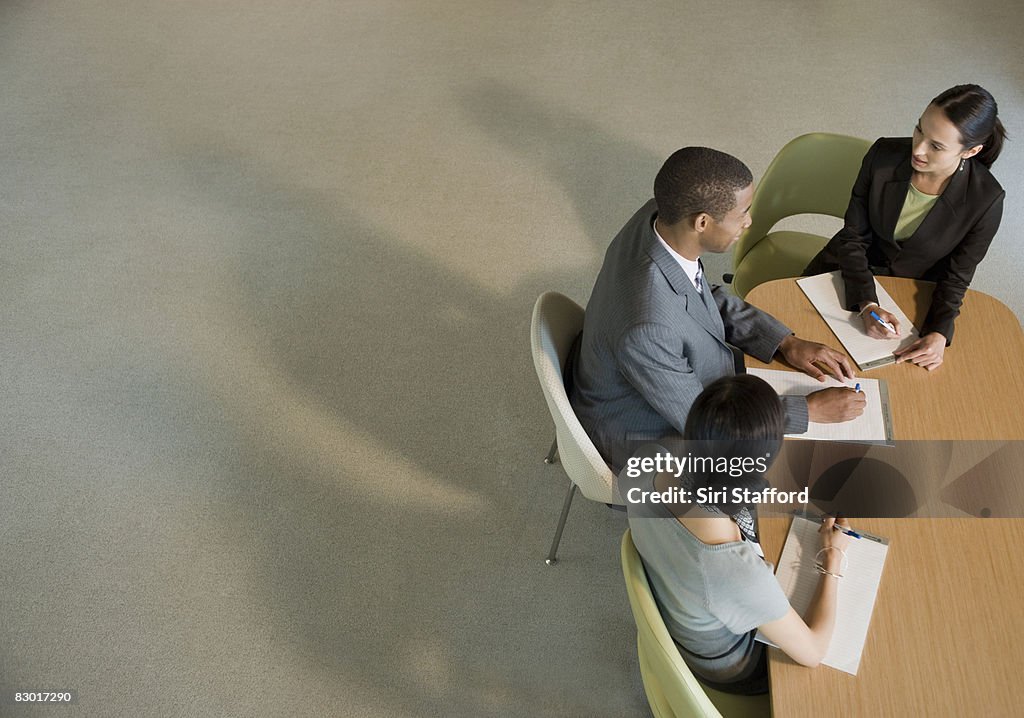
570,199,809,472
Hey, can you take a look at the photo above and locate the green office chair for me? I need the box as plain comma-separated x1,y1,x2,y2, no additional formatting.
620,530,770,718
730,133,871,299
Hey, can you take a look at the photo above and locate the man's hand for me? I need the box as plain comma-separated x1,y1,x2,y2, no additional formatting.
777,335,856,382
893,332,946,371
806,387,866,423
861,306,901,339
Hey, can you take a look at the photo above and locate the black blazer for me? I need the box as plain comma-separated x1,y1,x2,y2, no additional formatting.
804,137,1004,343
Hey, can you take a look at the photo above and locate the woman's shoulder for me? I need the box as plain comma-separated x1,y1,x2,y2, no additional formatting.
696,535,774,575
852,137,911,182
700,540,784,604
869,136,912,161
966,160,1005,202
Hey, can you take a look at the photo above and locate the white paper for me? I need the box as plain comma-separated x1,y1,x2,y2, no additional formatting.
746,368,893,443
797,271,919,371
758,516,889,675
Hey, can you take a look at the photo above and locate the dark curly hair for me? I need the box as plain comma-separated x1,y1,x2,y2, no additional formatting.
654,147,753,225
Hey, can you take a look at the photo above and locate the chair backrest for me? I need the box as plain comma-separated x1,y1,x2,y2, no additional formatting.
530,292,614,503
620,530,725,718
733,133,872,267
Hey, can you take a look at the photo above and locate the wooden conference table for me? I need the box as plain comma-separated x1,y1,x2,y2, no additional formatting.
745,277,1024,717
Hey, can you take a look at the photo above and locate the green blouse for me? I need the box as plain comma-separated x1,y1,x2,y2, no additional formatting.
893,183,940,241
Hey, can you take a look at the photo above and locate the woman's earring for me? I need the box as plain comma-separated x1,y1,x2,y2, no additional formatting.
959,158,965,172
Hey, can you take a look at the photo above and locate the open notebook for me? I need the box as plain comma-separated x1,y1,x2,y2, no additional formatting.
757,516,889,675
746,368,894,443
797,271,918,370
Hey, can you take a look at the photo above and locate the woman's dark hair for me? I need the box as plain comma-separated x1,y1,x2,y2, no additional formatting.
684,374,784,446
931,84,1007,168
682,375,784,505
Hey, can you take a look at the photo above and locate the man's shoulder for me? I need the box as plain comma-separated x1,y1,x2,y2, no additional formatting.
593,200,670,296
605,198,659,258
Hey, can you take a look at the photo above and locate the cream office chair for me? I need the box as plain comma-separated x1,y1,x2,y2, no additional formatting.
730,133,872,299
530,292,616,564
620,530,771,718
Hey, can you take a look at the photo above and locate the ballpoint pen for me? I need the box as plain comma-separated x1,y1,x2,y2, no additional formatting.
869,310,897,335
834,525,862,539
816,512,864,539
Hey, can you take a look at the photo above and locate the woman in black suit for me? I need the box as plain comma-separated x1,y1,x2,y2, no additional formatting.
804,84,1007,370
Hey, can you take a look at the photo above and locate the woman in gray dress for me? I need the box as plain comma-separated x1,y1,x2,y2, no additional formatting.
626,375,851,695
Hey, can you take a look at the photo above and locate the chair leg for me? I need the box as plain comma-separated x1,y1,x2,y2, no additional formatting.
543,438,558,464
545,481,577,565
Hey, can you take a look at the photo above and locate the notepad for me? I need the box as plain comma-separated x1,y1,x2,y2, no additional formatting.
746,368,894,443
757,516,889,675
797,271,919,370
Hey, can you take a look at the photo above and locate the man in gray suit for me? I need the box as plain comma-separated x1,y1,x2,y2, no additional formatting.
571,147,865,471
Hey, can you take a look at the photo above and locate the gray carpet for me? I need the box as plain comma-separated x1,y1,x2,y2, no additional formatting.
2,2,1022,716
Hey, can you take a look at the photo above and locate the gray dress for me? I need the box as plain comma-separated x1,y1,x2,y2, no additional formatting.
628,496,790,685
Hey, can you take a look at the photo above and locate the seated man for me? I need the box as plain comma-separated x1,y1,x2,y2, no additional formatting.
570,147,864,471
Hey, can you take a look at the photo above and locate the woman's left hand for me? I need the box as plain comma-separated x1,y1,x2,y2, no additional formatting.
893,332,946,371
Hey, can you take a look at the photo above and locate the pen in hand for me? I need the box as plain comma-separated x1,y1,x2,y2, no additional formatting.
869,310,897,335
833,524,862,539
827,512,862,539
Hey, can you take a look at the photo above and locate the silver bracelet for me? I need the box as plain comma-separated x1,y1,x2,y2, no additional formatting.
815,564,844,579
815,546,849,573
858,302,880,316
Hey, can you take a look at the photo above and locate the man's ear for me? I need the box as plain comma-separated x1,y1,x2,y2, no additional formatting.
691,213,710,232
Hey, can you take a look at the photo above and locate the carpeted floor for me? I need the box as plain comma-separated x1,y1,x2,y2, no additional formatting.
2,2,1022,716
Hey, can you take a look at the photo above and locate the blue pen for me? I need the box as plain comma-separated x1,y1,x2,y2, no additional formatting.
821,512,863,539
869,310,897,334
835,525,862,539
854,383,861,393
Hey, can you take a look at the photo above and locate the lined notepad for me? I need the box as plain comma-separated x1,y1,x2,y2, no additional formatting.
757,516,889,675
746,368,894,443
797,271,919,370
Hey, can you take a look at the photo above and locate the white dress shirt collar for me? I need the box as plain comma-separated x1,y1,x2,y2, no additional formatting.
653,219,702,291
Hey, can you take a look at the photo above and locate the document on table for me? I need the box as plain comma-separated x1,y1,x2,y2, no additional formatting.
746,368,894,443
757,515,889,675
797,271,919,370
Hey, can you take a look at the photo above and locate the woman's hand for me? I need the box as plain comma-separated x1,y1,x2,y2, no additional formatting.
860,305,901,339
758,515,853,667
893,332,946,371
819,516,852,566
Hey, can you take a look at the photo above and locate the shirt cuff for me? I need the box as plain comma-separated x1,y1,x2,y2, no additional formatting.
757,324,796,365
780,396,809,434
